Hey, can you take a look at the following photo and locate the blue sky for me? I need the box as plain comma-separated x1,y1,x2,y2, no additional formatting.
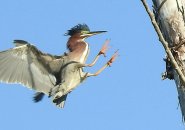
0,0,184,130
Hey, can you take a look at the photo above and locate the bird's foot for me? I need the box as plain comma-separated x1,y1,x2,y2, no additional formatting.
107,50,119,67
99,39,110,57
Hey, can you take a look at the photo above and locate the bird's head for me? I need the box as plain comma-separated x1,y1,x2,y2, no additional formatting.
65,24,107,39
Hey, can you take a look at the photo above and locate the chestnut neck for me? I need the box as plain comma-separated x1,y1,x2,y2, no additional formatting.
67,34,89,63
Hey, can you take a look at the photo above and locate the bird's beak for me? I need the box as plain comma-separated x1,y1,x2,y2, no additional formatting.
82,31,107,37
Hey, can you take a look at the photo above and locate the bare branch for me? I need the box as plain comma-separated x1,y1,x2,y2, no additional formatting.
157,0,167,12
141,0,185,85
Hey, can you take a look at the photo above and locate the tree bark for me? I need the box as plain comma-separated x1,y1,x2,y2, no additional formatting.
142,0,185,121
152,0,185,121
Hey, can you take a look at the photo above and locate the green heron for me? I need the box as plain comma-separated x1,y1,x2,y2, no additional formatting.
0,24,118,108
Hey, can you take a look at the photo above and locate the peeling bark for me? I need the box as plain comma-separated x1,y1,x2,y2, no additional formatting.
142,0,185,121
152,0,185,121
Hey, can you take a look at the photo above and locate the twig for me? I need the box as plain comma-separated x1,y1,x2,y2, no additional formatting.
157,0,167,13
141,0,185,85
176,0,185,25
174,39,185,50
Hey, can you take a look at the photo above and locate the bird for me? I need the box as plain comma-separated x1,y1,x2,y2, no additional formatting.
0,24,118,108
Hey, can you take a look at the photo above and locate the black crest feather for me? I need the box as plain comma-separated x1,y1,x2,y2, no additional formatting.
65,24,90,36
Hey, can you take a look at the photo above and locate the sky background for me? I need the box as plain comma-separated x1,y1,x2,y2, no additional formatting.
0,0,184,130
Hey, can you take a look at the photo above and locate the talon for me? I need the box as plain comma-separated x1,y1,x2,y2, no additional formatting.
99,39,110,57
107,50,119,66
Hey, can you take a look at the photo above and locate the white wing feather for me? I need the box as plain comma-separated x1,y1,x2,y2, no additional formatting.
0,42,60,95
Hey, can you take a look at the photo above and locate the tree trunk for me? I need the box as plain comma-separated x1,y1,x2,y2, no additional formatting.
152,0,185,120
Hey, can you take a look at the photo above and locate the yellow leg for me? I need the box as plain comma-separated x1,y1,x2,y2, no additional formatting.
86,50,119,77
84,39,110,67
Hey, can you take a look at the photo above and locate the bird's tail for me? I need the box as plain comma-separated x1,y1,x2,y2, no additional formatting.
33,92,45,102
33,92,67,108
53,94,68,108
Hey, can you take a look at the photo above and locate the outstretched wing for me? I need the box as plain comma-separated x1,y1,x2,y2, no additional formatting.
0,40,63,95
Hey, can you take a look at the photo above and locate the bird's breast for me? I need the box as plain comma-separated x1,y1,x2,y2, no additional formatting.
79,42,89,63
